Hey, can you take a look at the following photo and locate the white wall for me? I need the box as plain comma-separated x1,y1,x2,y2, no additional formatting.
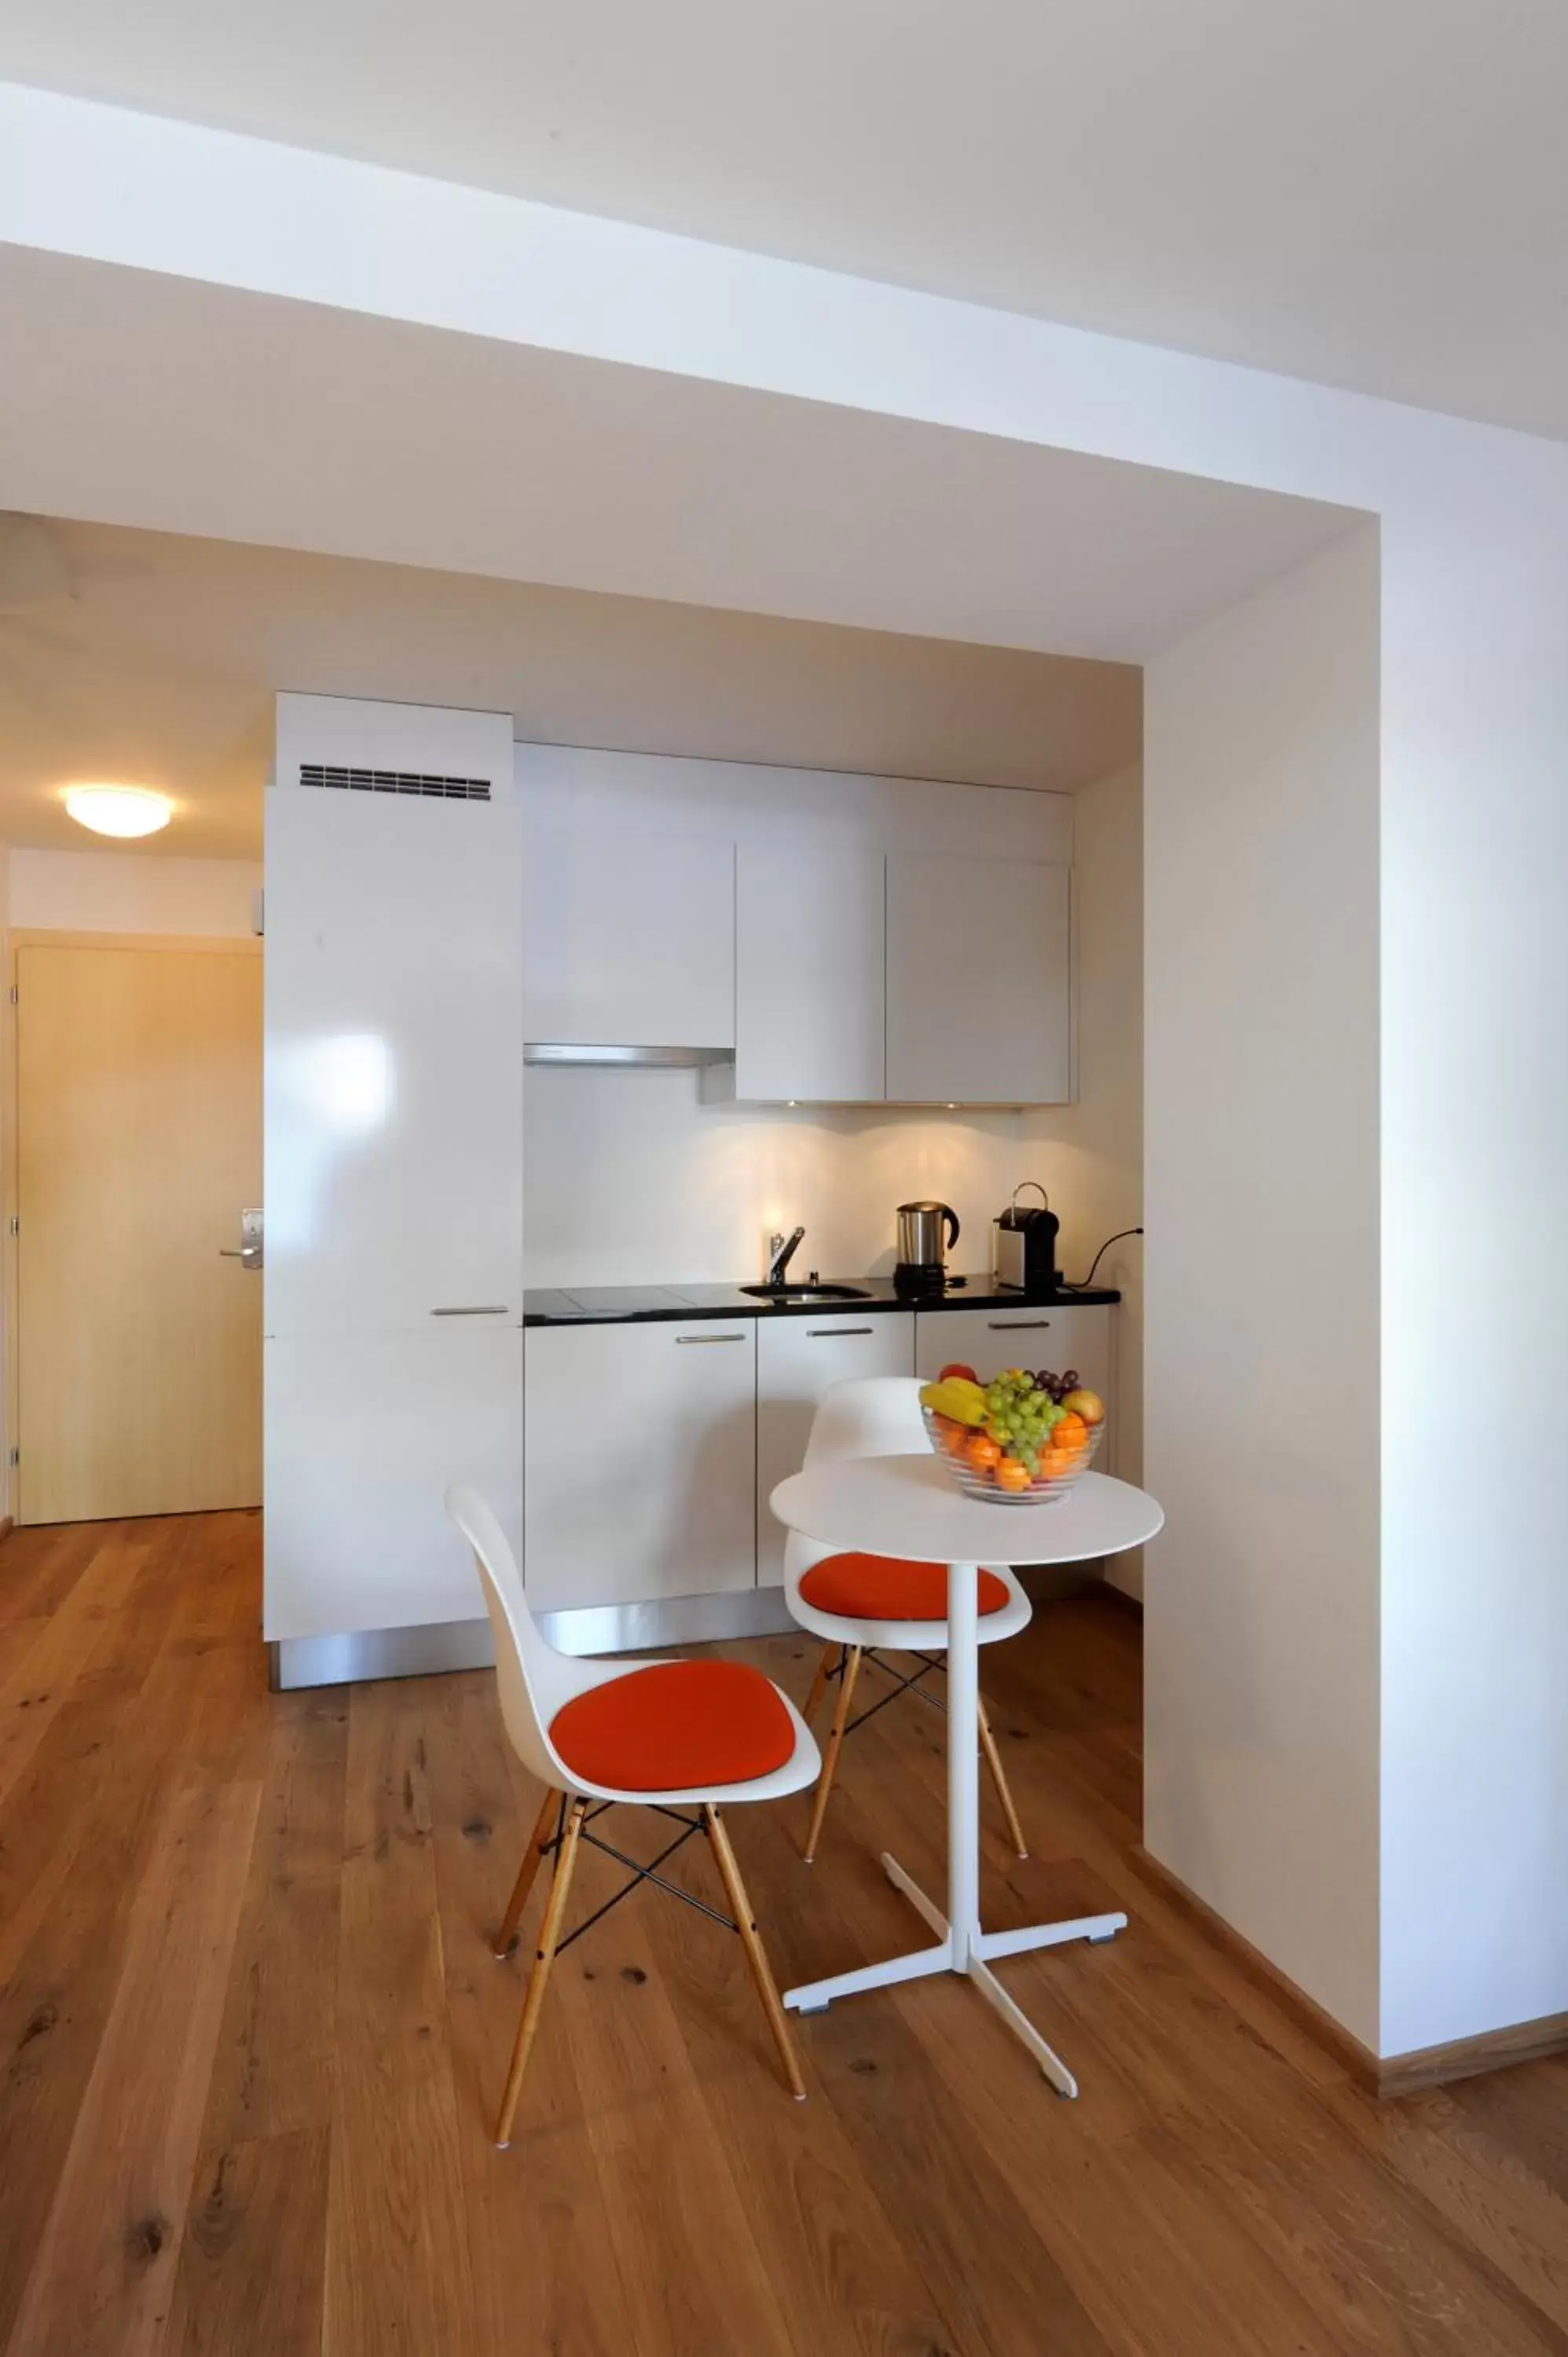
9,848,261,936
1028,761,1145,1595
1143,526,1382,2048
527,1074,1028,1288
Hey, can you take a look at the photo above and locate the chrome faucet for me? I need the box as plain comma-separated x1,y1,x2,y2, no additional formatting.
767,1226,806,1285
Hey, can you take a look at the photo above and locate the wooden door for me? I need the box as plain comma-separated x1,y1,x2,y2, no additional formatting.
16,942,262,1523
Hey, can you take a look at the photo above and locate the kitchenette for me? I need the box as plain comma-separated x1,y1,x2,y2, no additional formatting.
524,1233,1121,1648
263,695,1142,1686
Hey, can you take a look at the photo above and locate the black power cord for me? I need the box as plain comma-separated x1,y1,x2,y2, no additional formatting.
1064,1226,1144,1291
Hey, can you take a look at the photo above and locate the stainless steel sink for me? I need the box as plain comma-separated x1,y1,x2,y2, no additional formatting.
739,1282,873,1303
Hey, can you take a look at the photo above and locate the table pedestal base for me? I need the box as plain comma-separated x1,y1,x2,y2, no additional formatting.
783,1852,1127,2099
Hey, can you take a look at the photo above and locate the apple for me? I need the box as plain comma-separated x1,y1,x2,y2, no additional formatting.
1061,1387,1105,1426
938,1361,978,1384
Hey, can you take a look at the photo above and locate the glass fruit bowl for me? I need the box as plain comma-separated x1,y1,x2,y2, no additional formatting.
918,1365,1107,1505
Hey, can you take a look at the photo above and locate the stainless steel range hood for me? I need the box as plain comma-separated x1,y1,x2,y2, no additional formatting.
524,1043,734,1069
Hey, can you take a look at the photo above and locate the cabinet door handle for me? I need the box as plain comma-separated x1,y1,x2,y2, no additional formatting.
432,1305,510,1316
987,1318,1051,1329
675,1332,747,1344
808,1326,874,1337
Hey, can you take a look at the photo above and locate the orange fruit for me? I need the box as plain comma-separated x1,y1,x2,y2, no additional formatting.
995,1457,1031,1493
965,1434,1001,1471
1055,1411,1086,1437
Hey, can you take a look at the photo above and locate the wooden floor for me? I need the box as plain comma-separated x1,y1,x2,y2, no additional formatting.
4,1517,1568,2357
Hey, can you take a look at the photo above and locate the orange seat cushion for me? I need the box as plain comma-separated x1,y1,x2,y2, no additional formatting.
548,1659,796,1792
798,1552,1012,1621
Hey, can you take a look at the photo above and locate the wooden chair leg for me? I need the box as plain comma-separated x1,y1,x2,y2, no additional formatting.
802,1644,861,1863
800,1640,837,1726
495,1795,586,2148
704,1805,806,2100
494,1786,562,1959
977,1694,1028,1859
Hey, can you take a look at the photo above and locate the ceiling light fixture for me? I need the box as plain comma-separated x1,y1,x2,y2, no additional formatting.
62,784,173,838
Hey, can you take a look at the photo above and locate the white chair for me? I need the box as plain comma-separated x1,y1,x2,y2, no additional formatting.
446,1485,822,2146
782,1376,1032,1863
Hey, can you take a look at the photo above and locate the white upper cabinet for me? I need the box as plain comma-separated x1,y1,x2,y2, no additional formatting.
524,830,735,1048
735,845,885,1102
265,781,524,1336
885,853,1071,1105
517,748,1075,1103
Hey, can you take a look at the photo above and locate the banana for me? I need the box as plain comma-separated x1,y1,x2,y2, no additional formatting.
918,1376,989,1428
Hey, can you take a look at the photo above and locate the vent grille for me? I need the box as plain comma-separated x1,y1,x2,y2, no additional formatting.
299,763,492,802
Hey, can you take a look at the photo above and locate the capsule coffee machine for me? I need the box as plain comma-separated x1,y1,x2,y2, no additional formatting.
991,1181,1061,1295
894,1200,961,1295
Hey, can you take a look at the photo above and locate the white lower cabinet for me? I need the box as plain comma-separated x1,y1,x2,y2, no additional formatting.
755,1313,917,1586
913,1305,1114,1468
525,1302,1115,1616
524,1322,757,1612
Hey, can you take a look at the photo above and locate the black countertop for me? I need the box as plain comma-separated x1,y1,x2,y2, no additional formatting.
523,1276,1120,1326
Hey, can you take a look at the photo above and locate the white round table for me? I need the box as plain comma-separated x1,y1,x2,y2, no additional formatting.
769,1457,1163,2098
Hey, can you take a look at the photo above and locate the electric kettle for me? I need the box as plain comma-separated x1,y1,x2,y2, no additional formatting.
895,1200,960,1292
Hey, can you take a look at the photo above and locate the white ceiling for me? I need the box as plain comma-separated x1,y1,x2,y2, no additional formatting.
0,518,1143,857
2,0,1564,441
0,244,1361,669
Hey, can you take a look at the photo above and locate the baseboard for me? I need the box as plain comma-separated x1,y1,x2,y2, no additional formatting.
270,1618,496,1690
1376,2012,1568,2097
1132,1848,1568,2097
268,1585,800,1689
1130,1846,1379,2089
1017,1560,1105,1604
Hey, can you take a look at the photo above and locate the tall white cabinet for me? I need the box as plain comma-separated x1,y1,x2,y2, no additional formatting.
264,695,522,1673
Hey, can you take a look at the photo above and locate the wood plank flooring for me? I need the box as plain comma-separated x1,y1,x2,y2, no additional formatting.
3,1512,1568,2356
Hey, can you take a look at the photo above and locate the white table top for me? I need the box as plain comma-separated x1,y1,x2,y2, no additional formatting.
771,1454,1163,1567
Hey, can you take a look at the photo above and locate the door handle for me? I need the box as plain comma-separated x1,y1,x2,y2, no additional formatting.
675,1332,746,1344
220,1208,263,1269
807,1326,874,1337
987,1318,1051,1329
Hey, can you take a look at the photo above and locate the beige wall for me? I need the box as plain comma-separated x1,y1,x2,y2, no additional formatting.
8,849,260,937
1027,762,1144,1593
1143,526,1381,2049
